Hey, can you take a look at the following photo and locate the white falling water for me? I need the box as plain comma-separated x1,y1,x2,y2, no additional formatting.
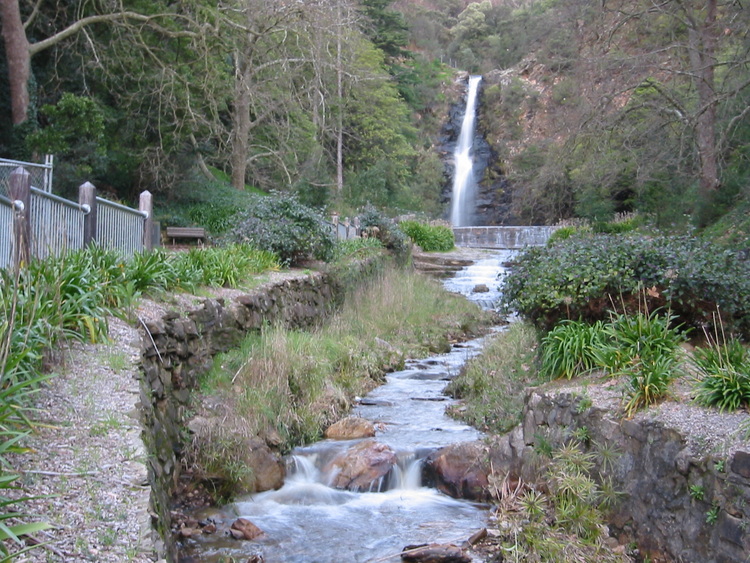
450,75,482,227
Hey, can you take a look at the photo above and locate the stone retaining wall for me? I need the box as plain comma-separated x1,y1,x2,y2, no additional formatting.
137,261,381,560
489,390,750,562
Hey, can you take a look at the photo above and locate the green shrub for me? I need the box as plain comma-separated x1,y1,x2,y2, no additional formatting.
126,249,184,293
399,220,454,252
157,169,265,235
174,244,280,287
693,339,750,412
598,310,685,371
359,205,410,265
332,238,385,263
501,234,750,336
220,192,334,266
539,311,684,415
540,320,607,379
546,226,581,245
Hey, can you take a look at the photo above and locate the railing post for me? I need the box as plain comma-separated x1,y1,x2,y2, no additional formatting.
139,190,153,251
9,167,31,268
79,182,97,246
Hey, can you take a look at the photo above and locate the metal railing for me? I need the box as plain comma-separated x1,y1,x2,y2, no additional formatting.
0,196,14,270
0,166,153,271
0,156,53,196
96,197,148,258
29,187,87,260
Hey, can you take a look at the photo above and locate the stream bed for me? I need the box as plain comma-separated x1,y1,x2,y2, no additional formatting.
182,252,513,562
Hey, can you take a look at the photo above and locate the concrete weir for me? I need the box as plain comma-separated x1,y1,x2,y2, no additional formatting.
453,226,558,249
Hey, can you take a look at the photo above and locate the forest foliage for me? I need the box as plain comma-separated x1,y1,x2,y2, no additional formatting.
2,0,749,233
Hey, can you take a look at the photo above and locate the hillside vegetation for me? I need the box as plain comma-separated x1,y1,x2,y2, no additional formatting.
3,0,749,237
396,0,750,232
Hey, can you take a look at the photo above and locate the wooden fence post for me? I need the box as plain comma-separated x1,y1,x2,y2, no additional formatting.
9,167,31,268
79,182,97,246
139,190,153,251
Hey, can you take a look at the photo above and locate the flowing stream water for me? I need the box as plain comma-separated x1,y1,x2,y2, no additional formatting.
450,75,482,227
182,253,513,562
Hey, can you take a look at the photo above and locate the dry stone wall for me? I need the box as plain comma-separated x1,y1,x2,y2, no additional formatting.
507,390,750,562
137,261,382,560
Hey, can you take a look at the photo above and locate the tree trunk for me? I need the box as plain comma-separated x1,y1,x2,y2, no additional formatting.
231,53,251,190
1,0,31,125
335,0,344,194
687,0,719,202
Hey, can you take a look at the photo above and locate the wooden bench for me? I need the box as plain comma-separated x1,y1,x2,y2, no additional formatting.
166,227,206,245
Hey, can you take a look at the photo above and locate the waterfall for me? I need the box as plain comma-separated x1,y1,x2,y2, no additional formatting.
450,75,482,227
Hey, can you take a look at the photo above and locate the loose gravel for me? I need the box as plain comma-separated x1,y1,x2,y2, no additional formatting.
9,314,156,562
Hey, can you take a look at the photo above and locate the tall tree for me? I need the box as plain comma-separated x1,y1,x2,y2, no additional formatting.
601,0,750,221
0,0,199,126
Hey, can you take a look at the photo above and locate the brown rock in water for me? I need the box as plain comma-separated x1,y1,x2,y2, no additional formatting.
229,517,264,540
326,439,397,491
472,284,490,293
401,543,471,562
325,416,376,440
424,441,490,500
243,437,285,492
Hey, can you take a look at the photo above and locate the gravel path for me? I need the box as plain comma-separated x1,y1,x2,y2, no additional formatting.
9,314,156,562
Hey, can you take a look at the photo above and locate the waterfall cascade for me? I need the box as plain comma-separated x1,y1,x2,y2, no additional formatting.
450,75,482,227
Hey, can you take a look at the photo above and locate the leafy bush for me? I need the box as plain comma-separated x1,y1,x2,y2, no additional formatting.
693,339,750,412
359,205,410,265
157,169,265,235
546,226,582,245
501,234,750,336
399,220,454,251
221,192,334,266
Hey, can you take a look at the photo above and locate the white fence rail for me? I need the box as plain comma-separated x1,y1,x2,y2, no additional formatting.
0,167,152,271
29,187,86,260
96,197,148,258
0,196,14,270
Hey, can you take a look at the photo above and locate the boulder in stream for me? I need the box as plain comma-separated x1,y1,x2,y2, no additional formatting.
325,439,397,491
325,416,376,440
243,437,286,492
229,517,264,540
423,441,490,501
472,284,490,293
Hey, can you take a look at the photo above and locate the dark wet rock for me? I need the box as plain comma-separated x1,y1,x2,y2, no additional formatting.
229,517,264,540
423,441,490,501
326,439,397,491
401,543,471,562
472,284,490,293
178,527,199,538
358,398,395,407
325,416,376,440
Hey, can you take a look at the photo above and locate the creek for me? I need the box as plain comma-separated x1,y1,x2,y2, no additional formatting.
182,252,514,562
